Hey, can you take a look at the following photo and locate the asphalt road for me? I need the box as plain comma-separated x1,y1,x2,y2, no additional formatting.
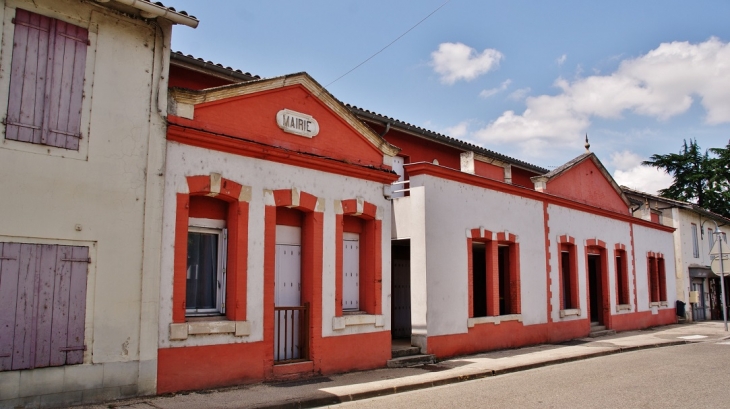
327,341,730,409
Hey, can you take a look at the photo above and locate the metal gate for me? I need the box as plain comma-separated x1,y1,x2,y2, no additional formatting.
692,281,706,321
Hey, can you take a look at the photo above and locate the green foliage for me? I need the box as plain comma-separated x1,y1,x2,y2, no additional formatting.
643,139,730,218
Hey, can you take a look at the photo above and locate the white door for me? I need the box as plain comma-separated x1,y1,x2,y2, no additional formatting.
275,225,301,360
343,232,360,311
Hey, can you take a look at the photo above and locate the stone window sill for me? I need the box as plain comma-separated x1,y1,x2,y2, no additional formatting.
616,304,632,312
170,320,251,340
649,301,668,308
559,308,581,318
467,314,522,328
332,314,384,331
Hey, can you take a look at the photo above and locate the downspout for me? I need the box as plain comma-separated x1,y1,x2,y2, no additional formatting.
379,121,391,137
98,0,199,27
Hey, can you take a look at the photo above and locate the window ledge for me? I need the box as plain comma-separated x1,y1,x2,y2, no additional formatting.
170,320,251,340
332,314,384,331
468,314,522,328
615,304,632,312
649,301,668,308
559,308,581,318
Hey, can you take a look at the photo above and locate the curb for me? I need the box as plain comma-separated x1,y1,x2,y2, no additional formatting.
258,340,691,409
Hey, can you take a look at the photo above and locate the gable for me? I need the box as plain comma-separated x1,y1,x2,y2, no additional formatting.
171,81,393,169
545,158,629,214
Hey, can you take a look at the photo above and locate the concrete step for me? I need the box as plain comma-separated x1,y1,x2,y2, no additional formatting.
588,329,616,338
387,354,436,368
590,325,606,331
391,346,421,358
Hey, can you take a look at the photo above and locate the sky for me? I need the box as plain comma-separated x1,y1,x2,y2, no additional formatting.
168,1,730,194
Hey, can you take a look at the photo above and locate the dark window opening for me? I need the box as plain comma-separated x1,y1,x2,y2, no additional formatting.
472,242,487,318
561,251,574,309
498,245,513,315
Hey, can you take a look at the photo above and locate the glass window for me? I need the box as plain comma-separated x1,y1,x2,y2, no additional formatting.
691,224,699,258
186,227,226,315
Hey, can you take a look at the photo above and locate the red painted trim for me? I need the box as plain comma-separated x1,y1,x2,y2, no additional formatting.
168,123,398,184
336,200,384,316
335,214,344,317
542,202,552,323
174,175,249,322
405,163,674,233
262,205,277,375
630,224,638,309
172,194,189,323
427,319,589,358
467,237,474,318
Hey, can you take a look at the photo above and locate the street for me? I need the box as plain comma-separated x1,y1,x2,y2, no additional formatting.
329,341,730,409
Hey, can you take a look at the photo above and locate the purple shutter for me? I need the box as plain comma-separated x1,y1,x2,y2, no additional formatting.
5,9,51,144
11,244,39,370
0,242,88,371
45,18,88,150
0,243,21,370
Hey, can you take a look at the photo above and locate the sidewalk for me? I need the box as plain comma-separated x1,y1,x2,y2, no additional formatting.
78,322,730,409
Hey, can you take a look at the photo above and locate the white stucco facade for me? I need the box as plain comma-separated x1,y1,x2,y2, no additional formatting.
158,142,393,349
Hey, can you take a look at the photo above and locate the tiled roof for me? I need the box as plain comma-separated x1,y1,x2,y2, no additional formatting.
621,186,730,223
143,0,197,20
540,151,592,179
166,50,547,174
171,51,261,80
347,104,548,174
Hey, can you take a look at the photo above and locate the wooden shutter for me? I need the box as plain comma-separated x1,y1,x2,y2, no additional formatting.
5,9,88,150
45,18,88,150
5,9,52,144
0,242,88,371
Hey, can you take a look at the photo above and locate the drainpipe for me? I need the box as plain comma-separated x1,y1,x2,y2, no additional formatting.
97,0,199,28
379,121,391,137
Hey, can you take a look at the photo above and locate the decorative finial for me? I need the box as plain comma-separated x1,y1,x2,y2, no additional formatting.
585,134,590,152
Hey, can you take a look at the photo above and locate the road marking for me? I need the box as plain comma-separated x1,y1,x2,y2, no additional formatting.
677,335,708,340
717,341,730,345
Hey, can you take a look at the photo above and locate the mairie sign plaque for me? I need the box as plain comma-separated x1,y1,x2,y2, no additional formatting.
276,109,319,138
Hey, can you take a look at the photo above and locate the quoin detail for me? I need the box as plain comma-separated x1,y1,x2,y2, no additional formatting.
276,109,320,138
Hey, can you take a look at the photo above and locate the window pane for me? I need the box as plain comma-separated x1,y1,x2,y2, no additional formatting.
187,232,219,312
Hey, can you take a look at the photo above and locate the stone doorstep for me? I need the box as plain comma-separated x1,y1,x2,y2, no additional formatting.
588,329,617,338
391,346,421,359
386,354,436,368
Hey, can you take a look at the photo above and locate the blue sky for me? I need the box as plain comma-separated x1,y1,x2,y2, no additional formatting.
169,1,730,194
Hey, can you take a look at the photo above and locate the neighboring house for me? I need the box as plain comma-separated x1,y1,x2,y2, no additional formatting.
165,54,677,390
623,187,730,322
0,1,196,408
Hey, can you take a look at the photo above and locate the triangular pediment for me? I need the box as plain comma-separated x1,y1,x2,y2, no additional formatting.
168,73,399,169
532,153,630,213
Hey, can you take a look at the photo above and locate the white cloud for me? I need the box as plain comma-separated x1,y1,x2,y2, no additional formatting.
507,87,531,101
474,38,730,156
479,79,512,98
556,54,567,66
443,121,470,138
431,42,503,85
610,150,673,195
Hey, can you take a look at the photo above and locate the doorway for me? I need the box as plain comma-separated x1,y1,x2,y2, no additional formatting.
274,225,305,362
391,239,411,339
587,253,603,324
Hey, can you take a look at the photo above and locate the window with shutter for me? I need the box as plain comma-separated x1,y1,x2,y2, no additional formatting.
4,8,88,151
0,242,88,371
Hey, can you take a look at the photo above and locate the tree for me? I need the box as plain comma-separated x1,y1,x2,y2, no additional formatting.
643,139,730,218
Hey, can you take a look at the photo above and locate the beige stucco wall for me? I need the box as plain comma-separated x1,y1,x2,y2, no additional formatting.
0,0,171,407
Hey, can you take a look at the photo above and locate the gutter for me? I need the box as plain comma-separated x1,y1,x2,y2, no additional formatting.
99,0,199,28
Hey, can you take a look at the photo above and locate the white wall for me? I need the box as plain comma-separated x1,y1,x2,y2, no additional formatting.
546,204,634,320
633,223,677,312
0,0,171,403
409,174,548,337
159,142,392,348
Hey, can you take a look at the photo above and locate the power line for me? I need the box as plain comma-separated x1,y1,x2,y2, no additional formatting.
324,0,452,89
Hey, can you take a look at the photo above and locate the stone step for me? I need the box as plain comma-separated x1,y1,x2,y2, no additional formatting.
590,321,601,327
387,354,436,368
590,325,606,331
588,329,616,338
391,346,421,358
